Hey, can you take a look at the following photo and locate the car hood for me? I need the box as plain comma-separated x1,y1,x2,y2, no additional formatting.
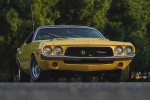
41,38,133,46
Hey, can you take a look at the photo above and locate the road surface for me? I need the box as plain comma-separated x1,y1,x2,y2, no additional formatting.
0,83,150,100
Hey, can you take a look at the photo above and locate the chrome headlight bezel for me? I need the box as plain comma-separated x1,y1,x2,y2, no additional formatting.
53,46,63,55
124,46,133,55
43,46,52,55
114,46,123,56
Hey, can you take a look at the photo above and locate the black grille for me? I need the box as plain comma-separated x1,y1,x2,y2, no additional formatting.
65,47,113,57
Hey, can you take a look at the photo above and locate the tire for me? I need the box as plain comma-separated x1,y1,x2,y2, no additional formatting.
119,65,130,82
30,56,46,82
106,66,130,82
13,60,29,82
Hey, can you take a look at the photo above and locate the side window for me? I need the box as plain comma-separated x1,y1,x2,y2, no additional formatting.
25,33,34,44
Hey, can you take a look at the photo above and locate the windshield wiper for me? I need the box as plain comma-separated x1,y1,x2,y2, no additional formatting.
67,33,83,38
47,33,61,38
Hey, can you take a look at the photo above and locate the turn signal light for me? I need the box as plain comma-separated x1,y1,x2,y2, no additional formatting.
118,62,123,68
52,62,58,68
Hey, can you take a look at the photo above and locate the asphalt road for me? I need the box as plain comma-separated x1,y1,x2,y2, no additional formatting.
0,83,150,100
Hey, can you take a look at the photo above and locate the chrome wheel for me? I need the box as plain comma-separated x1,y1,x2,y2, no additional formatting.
31,60,41,79
13,67,20,82
30,56,54,82
16,67,21,81
14,60,29,82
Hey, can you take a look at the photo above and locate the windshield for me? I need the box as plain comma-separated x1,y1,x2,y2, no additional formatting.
35,28,105,40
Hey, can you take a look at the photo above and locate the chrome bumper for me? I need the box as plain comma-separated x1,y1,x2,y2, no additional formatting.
41,53,135,61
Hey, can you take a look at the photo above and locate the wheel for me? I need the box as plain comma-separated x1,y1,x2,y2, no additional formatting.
30,56,42,82
13,60,29,82
30,56,49,82
119,65,130,82
106,66,130,82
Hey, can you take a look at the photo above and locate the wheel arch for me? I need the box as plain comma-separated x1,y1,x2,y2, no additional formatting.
31,53,36,58
30,51,46,71
30,52,40,68
30,53,36,68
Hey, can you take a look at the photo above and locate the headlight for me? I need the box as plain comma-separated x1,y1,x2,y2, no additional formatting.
53,46,63,55
124,46,133,55
43,46,52,55
114,46,123,56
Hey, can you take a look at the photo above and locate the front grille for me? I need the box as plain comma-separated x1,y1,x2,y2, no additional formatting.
65,47,113,57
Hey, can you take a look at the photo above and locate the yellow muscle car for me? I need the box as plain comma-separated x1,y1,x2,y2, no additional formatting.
14,25,135,82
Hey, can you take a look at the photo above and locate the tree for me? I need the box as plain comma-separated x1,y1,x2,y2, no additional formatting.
128,35,150,71
0,0,60,81
56,0,111,32
105,0,150,41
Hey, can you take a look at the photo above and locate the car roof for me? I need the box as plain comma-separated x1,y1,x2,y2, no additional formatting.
38,25,95,30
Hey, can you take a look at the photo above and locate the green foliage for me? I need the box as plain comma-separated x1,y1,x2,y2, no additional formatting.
0,42,16,81
128,35,150,71
56,0,111,31
6,9,21,33
105,0,150,41
32,0,60,26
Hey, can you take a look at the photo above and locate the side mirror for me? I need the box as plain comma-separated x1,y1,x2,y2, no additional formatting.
17,48,20,52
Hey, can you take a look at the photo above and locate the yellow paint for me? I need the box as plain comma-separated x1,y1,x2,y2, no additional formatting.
16,38,135,74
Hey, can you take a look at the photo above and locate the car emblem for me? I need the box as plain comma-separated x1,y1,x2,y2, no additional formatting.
97,51,106,54
81,50,86,55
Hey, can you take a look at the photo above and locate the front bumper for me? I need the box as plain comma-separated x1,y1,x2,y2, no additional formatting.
39,53,135,71
41,53,135,61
